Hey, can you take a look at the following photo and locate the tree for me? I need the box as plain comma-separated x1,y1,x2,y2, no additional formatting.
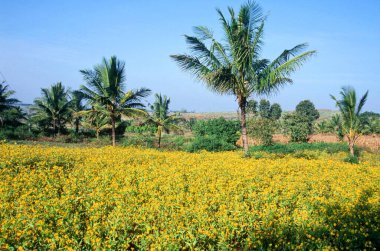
32,82,72,135
145,93,182,148
0,82,19,114
246,99,258,117
295,100,319,122
283,113,311,142
329,114,344,141
259,99,271,119
171,1,316,153
330,86,368,156
270,103,282,120
71,90,87,134
80,56,151,146
82,105,111,139
294,100,319,137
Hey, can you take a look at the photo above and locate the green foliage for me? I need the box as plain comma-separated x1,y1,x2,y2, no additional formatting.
283,113,311,142
331,87,369,156
0,82,19,113
126,124,156,134
270,103,282,120
259,99,271,119
248,142,351,155
247,118,278,146
344,154,359,164
187,135,236,152
121,135,155,148
80,56,151,146
0,125,34,140
32,82,72,135
360,111,380,134
246,100,258,116
192,117,240,145
295,100,320,122
146,93,183,148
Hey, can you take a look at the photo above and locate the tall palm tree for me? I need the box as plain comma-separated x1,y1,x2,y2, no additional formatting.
330,86,368,156
32,82,72,135
146,93,182,148
0,82,19,113
80,56,151,146
171,1,316,153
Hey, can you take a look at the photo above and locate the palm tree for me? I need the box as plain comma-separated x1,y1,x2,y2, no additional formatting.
145,93,182,148
80,56,151,146
32,82,72,135
0,82,19,113
330,86,368,156
71,90,87,134
171,1,316,153
81,105,111,140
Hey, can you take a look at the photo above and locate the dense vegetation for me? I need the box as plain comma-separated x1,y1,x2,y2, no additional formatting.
1,144,379,250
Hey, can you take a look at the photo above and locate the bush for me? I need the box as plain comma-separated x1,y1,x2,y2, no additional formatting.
344,154,359,164
187,136,236,152
247,118,278,146
192,117,240,145
0,126,34,140
283,113,311,142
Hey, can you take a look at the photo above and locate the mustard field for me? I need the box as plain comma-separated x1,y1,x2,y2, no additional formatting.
0,144,379,250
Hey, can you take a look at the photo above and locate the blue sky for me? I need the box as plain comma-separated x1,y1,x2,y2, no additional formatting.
0,0,379,112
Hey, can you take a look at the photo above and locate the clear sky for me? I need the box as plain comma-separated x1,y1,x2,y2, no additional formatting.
0,0,379,112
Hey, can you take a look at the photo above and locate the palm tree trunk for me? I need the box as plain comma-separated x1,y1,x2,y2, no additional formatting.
75,119,79,134
157,128,162,148
111,117,116,146
349,141,355,156
239,97,249,154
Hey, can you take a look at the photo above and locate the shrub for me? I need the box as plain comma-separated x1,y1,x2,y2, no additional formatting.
247,118,278,146
283,113,311,142
192,117,240,145
187,135,236,152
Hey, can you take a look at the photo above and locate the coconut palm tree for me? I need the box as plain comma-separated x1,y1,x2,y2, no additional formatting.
32,82,72,135
330,86,368,156
81,105,111,140
146,93,182,148
80,56,151,146
71,90,87,134
171,1,316,153
0,82,19,113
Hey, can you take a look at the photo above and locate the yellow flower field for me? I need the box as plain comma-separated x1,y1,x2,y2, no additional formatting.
0,144,379,250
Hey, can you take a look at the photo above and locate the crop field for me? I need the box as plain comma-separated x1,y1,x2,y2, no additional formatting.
1,144,379,250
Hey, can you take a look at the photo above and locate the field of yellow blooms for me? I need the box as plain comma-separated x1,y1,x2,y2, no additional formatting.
0,143,379,250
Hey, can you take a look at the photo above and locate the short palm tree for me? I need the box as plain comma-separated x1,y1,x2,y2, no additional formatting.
330,86,368,156
171,1,316,153
81,105,111,139
80,56,151,146
32,82,72,135
146,93,182,148
0,82,19,113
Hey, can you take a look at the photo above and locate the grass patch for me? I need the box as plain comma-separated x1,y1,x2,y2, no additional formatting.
248,142,354,156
